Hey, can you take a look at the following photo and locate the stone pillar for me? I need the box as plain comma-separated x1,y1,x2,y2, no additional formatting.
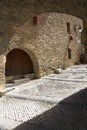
0,55,6,90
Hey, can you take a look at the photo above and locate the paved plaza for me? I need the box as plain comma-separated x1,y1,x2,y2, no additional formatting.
0,64,87,129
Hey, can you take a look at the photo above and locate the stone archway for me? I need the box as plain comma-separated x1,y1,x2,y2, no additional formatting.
5,48,39,83
6,48,34,76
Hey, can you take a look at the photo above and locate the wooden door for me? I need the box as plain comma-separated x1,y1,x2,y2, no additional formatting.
5,49,34,76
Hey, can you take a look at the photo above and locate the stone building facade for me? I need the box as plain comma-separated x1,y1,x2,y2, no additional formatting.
0,13,83,89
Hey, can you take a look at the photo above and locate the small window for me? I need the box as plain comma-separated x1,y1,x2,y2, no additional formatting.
74,24,77,35
67,22,70,33
68,49,71,59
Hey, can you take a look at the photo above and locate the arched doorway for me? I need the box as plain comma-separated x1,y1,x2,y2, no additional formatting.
5,49,34,82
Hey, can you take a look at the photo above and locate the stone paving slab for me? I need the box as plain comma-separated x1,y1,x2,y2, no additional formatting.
62,66,87,73
42,76,87,82
6,93,62,104
70,64,87,68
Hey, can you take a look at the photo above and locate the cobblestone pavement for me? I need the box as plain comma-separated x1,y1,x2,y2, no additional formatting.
0,64,87,129
0,96,53,122
0,96,54,130
6,73,87,103
13,87,87,130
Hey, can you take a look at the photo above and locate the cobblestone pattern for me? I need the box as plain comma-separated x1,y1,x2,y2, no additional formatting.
0,96,54,123
5,65,87,102
9,78,87,97
37,80,87,97
13,88,87,130
1,64,87,129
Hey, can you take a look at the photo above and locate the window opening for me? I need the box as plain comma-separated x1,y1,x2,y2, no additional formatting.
68,49,71,59
74,24,77,35
67,22,70,33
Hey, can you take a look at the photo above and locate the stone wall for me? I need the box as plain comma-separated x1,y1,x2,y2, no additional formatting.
0,55,6,89
0,13,83,89
0,0,86,59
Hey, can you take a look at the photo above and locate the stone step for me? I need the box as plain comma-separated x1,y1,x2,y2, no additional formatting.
6,73,35,84
13,78,30,84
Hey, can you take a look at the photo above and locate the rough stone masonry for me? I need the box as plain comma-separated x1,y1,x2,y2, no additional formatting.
0,13,83,89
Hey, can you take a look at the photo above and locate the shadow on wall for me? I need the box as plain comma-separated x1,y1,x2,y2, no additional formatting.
0,0,87,54
13,88,87,130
